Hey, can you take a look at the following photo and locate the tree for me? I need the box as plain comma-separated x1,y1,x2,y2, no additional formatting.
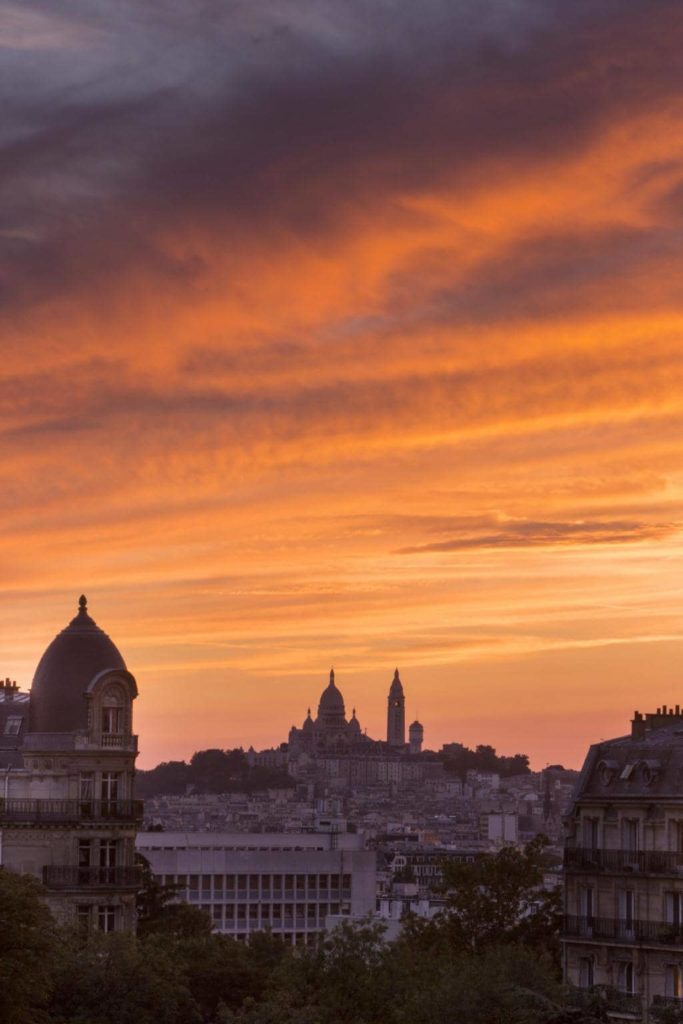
48,931,201,1024
0,867,58,1024
422,835,562,960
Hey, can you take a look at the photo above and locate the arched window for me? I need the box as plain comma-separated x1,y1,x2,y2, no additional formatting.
101,684,126,736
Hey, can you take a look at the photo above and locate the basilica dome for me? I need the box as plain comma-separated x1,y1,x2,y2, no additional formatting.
29,596,128,733
317,669,346,717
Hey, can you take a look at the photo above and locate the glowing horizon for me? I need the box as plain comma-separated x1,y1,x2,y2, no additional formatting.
2,1,683,771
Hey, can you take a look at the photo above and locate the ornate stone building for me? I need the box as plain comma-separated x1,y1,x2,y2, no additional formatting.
0,596,142,932
288,670,370,754
564,706,683,1019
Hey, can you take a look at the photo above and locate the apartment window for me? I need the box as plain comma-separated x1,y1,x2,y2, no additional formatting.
100,772,120,804
102,705,124,735
665,965,683,999
98,905,116,933
578,957,594,989
78,838,92,868
622,819,639,852
666,892,683,927
4,716,22,736
617,960,635,995
201,875,211,893
579,886,594,924
214,875,223,894
99,835,116,876
101,686,125,735
582,817,599,850
618,889,635,932
79,772,94,807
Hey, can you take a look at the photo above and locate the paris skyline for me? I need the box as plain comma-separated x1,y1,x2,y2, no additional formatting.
2,1,683,769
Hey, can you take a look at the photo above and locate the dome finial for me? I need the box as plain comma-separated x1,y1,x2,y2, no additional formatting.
78,594,88,614
330,667,334,684
394,667,399,679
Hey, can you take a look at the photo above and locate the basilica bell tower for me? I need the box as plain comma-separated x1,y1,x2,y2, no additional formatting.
386,668,406,747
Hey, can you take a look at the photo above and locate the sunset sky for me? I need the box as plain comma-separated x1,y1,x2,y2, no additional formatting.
2,0,683,770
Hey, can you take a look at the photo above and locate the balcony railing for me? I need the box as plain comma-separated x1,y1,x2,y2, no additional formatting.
0,799,144,824
564,915,683,946
652,995,683,1008
43,865,142,890
564,848,683,875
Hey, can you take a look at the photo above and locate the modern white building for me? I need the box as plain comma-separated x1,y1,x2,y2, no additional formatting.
137,830,376,945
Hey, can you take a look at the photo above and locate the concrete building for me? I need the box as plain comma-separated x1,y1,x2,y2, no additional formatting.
563,705,683,1020
0,596,142,932
137,830,376,945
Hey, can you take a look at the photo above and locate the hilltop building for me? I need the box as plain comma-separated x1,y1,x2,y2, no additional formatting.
288,668,421,756
564,705,683,1019
387,669,406,747
0,596,142,932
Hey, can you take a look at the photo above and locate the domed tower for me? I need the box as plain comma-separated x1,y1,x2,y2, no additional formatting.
409,720,424,754
348,707,362,741
316,669,347,734
387,668,406,747
9,596,143,933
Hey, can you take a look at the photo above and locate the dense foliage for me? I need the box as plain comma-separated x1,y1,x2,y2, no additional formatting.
135,747,295,798
0,845,613,1024
440,741,531,778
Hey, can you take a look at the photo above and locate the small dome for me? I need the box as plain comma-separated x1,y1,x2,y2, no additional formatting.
409,720,423,730
29,596,127,733
302,708,314,732
317,669,346,718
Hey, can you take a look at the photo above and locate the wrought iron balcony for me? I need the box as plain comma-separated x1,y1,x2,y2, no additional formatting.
564,847,683,875
43,865,142,890
652,995,683,1008
0,799,143,824
564,915,683,946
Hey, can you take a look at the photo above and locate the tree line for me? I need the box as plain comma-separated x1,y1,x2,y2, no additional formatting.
135,748,295,798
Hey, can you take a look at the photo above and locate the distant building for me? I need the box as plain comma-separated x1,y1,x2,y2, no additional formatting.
287,667,423,762
0,596,142,933
137,829,376,945
408,720,423,755
563,705,683,1020
288,670,371,754
387,669,406,748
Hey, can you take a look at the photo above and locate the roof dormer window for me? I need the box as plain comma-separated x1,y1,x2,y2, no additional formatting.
4,715,22,736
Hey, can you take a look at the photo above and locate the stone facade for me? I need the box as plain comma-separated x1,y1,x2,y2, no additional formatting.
0,596,142,933
563,706,683,1020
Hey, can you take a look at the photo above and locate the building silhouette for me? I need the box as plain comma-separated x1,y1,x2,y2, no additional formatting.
0,596,142,932
387,669,406,748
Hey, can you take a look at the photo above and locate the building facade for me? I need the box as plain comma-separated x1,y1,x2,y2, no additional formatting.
563,706,683,1020
0,596,142,932
137,830,376,945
